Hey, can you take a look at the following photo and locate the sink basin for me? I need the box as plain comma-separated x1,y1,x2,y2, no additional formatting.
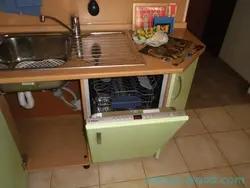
0,32,70,92
0,32,71,69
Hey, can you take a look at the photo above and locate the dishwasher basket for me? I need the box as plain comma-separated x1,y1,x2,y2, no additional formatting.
92,76,158,113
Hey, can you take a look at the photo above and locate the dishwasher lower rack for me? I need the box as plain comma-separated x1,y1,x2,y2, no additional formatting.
90,76,158,113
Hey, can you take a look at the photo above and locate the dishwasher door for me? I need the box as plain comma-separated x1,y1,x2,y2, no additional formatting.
86,108,188,163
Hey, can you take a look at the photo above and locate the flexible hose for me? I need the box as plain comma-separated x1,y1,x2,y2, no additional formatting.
17,91,34,109
60,96,75,108
61,87,77,102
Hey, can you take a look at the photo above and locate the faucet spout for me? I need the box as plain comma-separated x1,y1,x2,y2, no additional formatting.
39,15,81,38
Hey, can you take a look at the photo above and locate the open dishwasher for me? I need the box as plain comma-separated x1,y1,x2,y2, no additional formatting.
83,74,188,163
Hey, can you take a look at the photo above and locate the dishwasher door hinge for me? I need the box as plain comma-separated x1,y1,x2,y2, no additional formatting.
21,154,28,171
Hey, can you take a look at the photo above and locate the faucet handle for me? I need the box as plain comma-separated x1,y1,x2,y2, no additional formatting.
71,16,81,38
71,15,80,25
39,15,46,22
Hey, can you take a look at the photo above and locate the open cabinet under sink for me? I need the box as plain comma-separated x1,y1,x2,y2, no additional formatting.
0,70,197,171
17,114,90,171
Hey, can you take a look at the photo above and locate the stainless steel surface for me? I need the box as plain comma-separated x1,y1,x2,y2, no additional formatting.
69,31,145,67
0,31,144,70
0,32,70,69
0,32,70,92
71,16,81,39
40,15,81,39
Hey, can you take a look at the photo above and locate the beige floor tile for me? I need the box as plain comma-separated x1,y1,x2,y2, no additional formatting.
233,163,250,188
212,131,250,165
195,107,240,133
51,166,99,188
176,134,228,171
147,173,197,188
99,159,145,185
142,139,188,177
28,171,51,188
101,179,148,188
191,167,244,188
175,110,207,137
225,104,250,129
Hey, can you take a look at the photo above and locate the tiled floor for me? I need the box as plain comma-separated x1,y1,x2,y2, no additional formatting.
28,104,250,188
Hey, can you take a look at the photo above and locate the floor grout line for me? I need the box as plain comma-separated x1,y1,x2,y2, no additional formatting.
243,129,250,141
206,131,249,188
189,172,199,188
230,166,247,188
99,177,147,186
172,136,199,187
183,107,250,187
49,170,53,188
140,158,149,188
173,137,191,173
143,171,193,179
97,164,101,187
175,132,209,138
223,105,250,131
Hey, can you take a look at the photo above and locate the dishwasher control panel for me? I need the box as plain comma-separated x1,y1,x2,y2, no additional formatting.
87,111,187,124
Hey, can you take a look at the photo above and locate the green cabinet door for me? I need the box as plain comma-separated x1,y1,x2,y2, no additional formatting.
87,112,188,163
167,59,198,110
0,112,27,188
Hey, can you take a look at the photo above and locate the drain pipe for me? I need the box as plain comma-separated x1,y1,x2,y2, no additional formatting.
17,91,35,109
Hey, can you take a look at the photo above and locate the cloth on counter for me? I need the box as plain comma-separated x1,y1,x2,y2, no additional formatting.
139,37,204,66
15,0,41,7
0,0,42,16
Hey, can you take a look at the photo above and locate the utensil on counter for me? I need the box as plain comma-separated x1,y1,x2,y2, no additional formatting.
88,0,100,16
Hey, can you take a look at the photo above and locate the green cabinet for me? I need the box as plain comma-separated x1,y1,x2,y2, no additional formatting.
86,110,188,163
0,112,27,188
167,59,198,110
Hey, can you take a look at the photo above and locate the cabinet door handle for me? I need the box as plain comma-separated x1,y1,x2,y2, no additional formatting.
172,76,182,100
96,132,102,145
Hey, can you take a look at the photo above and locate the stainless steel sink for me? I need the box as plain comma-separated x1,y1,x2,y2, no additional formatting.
0,32,71,69
0,32,70,92
0,31,144,92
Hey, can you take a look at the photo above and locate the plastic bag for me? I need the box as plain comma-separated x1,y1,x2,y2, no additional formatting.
145,31,169,47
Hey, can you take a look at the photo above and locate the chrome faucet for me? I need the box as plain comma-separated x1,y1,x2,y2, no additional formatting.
39,15,81,38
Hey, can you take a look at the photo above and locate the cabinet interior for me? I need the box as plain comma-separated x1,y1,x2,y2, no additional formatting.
3,75,169,171
4,80,90,172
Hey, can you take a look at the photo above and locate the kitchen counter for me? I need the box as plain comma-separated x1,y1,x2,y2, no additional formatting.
0,29,204,84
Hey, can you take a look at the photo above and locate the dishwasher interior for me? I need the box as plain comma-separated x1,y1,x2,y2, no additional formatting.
86,74,168,117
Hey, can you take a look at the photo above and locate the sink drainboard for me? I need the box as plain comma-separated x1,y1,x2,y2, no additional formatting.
69,31,145,67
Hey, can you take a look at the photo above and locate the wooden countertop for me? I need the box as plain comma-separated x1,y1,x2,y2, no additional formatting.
0,29,204,84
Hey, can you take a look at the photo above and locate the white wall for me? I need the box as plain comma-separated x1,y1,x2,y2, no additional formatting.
220,0,250,82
